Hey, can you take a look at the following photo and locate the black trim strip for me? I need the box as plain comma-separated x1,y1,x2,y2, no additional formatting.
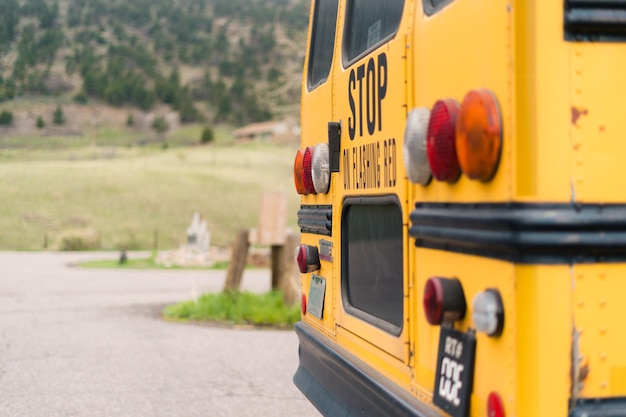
565,0,626,41
298,205,332,236
293,322,440,417
570,397,626,417
409,203,626,264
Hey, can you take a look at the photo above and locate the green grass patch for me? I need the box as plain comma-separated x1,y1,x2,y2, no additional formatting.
163,291,301,328
0,141,299,250
76,257,229,269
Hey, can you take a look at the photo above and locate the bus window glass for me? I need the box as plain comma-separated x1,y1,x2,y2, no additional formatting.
343,202,403,332
308,0,338,89
423,0,456,15
344,0,403,62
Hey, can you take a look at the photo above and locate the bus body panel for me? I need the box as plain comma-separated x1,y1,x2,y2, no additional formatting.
295,0,626,416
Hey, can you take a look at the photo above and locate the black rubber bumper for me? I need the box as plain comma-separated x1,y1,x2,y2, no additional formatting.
293,321,440,417
570,398,626,417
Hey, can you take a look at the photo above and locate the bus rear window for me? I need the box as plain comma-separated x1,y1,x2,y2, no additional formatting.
342,199,403,334
344,0,404,63
307,0,338,90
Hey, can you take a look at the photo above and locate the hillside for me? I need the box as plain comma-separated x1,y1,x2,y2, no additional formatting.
0,0,309,131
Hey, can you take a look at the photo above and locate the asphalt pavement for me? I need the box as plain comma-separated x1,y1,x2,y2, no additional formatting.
0,252,320,417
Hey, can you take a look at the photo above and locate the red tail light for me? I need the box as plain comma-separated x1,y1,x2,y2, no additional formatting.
302,147,317,195
423,277,467,325
487,392,505,417
296,244,321,274
301,293,307,316
427,99,461,183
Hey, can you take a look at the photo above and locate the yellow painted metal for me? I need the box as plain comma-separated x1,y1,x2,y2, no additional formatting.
298,0,626,415
299,0,337,336
515,265,572,416
571,265,626,397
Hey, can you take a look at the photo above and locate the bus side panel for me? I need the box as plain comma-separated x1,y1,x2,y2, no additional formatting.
568,43,626,203
572,264,626,399
300,0,337,338
411,0,516,204
516,265,572,417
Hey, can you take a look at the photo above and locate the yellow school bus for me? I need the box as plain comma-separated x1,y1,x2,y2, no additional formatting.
292,1,626,416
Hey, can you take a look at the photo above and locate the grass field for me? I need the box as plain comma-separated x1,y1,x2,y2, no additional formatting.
0,127,300,251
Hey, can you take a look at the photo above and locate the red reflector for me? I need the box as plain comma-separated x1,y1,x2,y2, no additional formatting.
423,277,467,325
427,99,461,183
296,244,321,274
423,278,443,325
487,392,505,417
302,147,317,195
301,293,307,316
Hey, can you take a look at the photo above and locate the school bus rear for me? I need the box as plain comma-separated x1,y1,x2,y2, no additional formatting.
294,1,626,416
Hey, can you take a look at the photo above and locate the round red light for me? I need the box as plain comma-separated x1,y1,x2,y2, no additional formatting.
296,244,320,274
487,392,505,417
427,99,461,183
423,277,467,325
423,278,444,325
297,245,309,274
302,147,317,195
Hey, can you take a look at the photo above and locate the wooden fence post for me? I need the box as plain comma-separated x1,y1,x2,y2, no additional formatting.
274,232,300,306
223,229,250,292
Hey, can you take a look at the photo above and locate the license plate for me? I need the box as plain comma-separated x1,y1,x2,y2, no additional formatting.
307,274,326,319
433,326,477,417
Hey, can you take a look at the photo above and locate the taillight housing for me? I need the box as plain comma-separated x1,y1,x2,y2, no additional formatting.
456,89,502,182
487,392,506,417
301,293,307,316
403,107,432,185
312,143,330,194
472,289,504,337
423,277,467,325
427,99,461,183
294,149,306,195
296,244,320,274
302,147,317,195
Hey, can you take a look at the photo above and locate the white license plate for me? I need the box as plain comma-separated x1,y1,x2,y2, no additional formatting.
307,275,326,319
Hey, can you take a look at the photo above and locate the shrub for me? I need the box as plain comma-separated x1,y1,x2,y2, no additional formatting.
200,126,214,144
152,116,168,133
0,110,13,125
56,228,101,251
36,116,44,128
73,91,88,104
126,114,134,126
53,104,65,124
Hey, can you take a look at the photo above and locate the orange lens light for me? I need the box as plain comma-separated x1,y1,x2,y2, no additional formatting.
456,89,502,182
294,149,306,195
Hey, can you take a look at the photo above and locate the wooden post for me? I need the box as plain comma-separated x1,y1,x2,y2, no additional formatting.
276,232,300,306
223,229,250,292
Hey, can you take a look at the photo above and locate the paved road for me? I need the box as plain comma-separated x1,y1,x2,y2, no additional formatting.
0,252,320,417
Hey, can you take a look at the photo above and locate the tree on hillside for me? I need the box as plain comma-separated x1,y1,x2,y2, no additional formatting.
0,0,20,51
53,104,64,124
200,126,214,144
152,116,168,134
0,110,13,125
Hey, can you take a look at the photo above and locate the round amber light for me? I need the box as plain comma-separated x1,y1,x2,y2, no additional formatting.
456,89,502,182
